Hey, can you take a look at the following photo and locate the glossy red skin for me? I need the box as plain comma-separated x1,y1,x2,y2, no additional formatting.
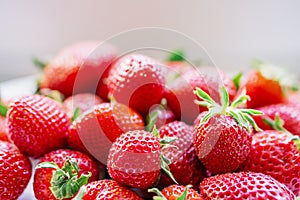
161,185,202,200
238,70,285,108
34,149,99,200
253,103,300,137
68,102,144,164
96,62,114,102
240,131,300,196
62,93,103,119
76,180,142,200
40,41,117,97
107,54,165,116
7,95,71,157
166,67,236,124
158,121,206,189
108,130,161,189
0,116,9,142
0,141,32,200
200,172,295,200
193,114,251,174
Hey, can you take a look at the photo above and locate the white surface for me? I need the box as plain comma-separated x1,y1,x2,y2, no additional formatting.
1,0,300,81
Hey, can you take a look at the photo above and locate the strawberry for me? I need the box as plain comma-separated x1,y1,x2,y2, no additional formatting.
158,121,206,189
0,141,32,200
200,172,295,200
107,129,177,189
193,86,262,174
253,103,300,137
72,179,142,200
40,41,117,97
146,103,176,130
166,67,236,124
34,149,99,200
0,115,9,142
62,93,103,119
107,54,165,116
7,95,71,157
237,70,285,108
67,102,144,164
149,185,202,200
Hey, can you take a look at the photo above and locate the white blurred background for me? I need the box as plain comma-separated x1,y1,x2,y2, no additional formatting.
1,0,300,82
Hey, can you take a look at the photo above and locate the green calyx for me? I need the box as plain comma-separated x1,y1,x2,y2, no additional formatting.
194,86,263,132
151,126,178,185
232,72,243,90
167,49,186,62
0,99,8,117
148,185,192,200
263,113,300,151
32,56,48,70
72,107,81,122
35,158,91,200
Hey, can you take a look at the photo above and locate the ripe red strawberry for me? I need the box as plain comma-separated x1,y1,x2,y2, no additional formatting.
67,102,144,164
254,103,300,137
62,93,103,119
0,141,32,200
40,41,117,97
158,121,206,189
0,115,9,142
7,95,71,157
72,179,142,200
193,87,262,174
149,185,202,200
200,172,295,200
107,54,165,116
237,70,285,108
107,130,161,188
166,67,236,124
240,130,300,196
34,149,99,200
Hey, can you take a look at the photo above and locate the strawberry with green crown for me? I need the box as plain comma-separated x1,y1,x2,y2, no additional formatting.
193,86,262,174
149,185,202,200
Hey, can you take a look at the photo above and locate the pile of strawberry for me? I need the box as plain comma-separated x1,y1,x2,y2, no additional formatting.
1,41,300,200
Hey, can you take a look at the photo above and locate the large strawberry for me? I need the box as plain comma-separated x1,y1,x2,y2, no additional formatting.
72,179,142,200
200,172,295,200
149,185,202,200
237,70,285,108
193,86,262,174
107,129,177,189
40,41,117,97
158,121,206,189
0,141,32,200
34,149,99,200
62,93,103,119
253,103,300,137
166,67,236,124
67,102,144,164
107,54,165,116
240,115,300,196
7,95,71,157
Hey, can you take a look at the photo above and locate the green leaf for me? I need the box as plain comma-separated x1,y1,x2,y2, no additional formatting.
194,87,216,105
292,137,300,151
160,136,177,146
32,56,48,70
193,100,212,108
146,110,159,132
152,125,160,138
220,86,229,114
72,186,86,200
231,90,250,108
232,72,243,90
243,113,262,132
72,107,81,122
160,154,178,184
0,103,8,117
148,188,167,200
35,162,60,170
177,185,192,200
239,109,263,116
167,49,185,62
199,110,217,125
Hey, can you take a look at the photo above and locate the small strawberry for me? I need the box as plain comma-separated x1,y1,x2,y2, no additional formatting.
34,149,99,200
67,102,144,164
0,141,32,200
62,93,103,119
149,185,202,200
193,86,262,174
166,67,236,124
107,54,165,116
107,129,177,189
240,115,300,196
237,70,285,108
72,179,142,200
7,95,71,157
158,121,206,189
40,41,117,97
254,103,300,137
200,172,295,200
